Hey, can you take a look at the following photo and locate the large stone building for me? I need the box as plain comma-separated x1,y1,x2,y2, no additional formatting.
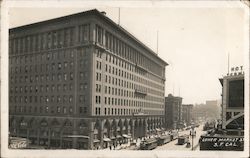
182,104,193,126
9,9,168,149
219,68,244,136
164,94,183,130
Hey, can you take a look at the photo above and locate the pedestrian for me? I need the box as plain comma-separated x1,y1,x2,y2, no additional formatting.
109,145,112,150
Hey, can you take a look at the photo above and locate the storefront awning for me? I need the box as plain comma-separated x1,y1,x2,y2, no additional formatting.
65,135,89,139
93,139,100,143
122,134,131,138
116,135,122,138
103,138,111,142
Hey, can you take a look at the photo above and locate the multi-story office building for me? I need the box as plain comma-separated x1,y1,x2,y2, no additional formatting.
9,9,168,149
219,68,244,135
182,104,193,126
164,94,183,130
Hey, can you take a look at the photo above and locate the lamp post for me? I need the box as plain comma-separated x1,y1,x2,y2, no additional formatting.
191,126,194,151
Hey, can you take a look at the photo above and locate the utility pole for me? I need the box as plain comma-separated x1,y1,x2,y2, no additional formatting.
156,30,159,54
191,125,194,150
227,53,230,75
118,8,121,25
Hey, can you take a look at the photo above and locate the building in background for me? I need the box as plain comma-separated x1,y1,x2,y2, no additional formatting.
219,67,244,135
192,100,221,123
9,9,168,149
164,94,183,130
182,104,193,127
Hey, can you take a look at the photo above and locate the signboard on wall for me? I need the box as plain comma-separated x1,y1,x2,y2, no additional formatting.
200,135,244,151
228,79,244,108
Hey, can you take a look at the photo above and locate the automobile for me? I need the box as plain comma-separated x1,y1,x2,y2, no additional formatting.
177,135,189,145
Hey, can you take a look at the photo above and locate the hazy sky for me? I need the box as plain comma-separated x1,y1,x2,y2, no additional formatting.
9,3,246,104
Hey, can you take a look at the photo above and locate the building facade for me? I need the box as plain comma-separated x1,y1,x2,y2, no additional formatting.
182,104,193,127
9,9,168,149
164,94,183,130
219,69,244,136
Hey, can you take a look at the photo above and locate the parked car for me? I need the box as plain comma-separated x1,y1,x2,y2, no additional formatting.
177,135,189,145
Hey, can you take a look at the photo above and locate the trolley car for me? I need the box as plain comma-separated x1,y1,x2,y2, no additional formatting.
157,135,171,146
140,138,158,150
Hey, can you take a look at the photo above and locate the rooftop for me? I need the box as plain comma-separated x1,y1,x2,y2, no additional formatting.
10,9,168,66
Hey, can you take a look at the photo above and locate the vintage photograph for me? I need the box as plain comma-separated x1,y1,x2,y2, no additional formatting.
1,0,249,158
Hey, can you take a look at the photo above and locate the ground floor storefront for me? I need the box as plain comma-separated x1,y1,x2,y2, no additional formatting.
9,115,164,149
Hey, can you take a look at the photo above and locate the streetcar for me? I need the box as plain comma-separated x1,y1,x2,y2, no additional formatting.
156,135,171,146
140,138,158,150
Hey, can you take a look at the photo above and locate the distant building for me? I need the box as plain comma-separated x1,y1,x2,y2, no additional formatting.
164,94,183,129
219,71,244,135
192,100,221,123
205,100,221,119
182,104,193,126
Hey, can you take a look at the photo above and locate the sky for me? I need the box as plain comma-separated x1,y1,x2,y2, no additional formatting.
8,3,247,104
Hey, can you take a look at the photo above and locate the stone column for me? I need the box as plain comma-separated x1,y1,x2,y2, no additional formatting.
90,23,96,44
100,120,104,149
26,129,30,140
60,130,63,149
36,129,40,146
88,121,94,150
48,128,51,149
72,120,78,149
144,120,148,137
131,120,135,140
72,130,78,149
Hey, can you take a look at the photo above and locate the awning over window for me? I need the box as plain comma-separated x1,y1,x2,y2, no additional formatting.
122,134,131,138
103,138,111,142
65,135,89,139
93,139,100,143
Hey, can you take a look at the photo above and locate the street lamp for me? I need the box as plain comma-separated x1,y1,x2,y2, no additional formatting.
191,125,194,151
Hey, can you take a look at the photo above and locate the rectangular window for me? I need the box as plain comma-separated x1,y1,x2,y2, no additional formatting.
84,107,87,113
57,107,61,113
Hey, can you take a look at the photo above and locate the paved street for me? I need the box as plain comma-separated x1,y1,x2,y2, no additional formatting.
100,124,206,151
154,125,205,151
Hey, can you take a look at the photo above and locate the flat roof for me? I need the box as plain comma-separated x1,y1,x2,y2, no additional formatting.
10,9,168,66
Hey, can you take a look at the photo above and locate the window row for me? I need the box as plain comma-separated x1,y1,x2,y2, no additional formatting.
11,105,74,114
10,48,88,65
95,28,164,77
10,62,74,74
104,86,133,97
10,27,75,54
10,84,74,94
10,73,74,84
103,96,164,108
104,62,164,90
95,107,163,116
10,95,73,104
